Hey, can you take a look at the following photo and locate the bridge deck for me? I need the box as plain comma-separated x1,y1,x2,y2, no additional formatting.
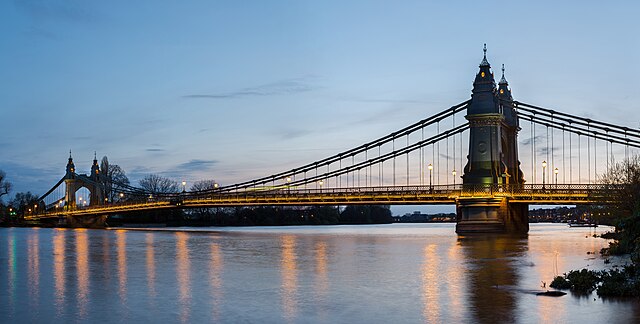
26,184,620,220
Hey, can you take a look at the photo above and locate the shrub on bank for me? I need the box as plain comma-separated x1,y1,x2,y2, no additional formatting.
549,266,640,297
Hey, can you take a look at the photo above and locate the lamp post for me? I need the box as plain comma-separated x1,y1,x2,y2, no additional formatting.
542,160,547,189
428,163,433,192
318,179,324,193
286,176,291,194
182,181,187,193
554,167,559,188
452,169,457,187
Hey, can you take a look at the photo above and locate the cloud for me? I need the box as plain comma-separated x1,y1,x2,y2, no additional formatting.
176,159,219,172
0,161,61,200
183,77,317,99
13,0,99,24
520,135,544,146
145,148,165,152
274,129,313,140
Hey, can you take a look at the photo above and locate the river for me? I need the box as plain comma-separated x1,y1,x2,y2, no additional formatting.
1,223,638,323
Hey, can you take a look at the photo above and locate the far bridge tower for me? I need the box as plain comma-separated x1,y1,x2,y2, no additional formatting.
456,45,528,234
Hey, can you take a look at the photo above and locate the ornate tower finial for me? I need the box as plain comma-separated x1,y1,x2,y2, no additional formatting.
499,64,508,85
69,149,72,159
480,43,490,67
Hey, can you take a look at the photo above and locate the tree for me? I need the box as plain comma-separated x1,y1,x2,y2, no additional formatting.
139,174,179,195
0,170,12,202
189,179,218,192
106,165,130,201
188,179,227,222
598,155,640,262
598,155,640,219
10,191,40,216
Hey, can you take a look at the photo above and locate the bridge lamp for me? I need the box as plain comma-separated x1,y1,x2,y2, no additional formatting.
182,181,187,193
452,169,457,186
214,182,219,189
428,163,433,190
119,193,124,198
554,167,559,186
286,176,292,184
541,161,547,188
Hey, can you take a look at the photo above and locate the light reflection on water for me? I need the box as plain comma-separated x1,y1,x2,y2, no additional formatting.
176,232,191,323
280,235,298,322
75,229,89,319
1,224,640,323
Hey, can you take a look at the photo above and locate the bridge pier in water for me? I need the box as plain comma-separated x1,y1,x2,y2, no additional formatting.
456,198,528,234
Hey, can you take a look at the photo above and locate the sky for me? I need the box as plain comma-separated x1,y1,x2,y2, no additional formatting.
1,1,639,214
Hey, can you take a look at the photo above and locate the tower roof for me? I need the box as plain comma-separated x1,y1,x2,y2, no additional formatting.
499,64,508,85
469,44,499,115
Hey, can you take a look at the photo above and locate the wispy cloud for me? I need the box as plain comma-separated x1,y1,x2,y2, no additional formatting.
520,135,544,146
145,148,165,152
14,0,99,24
183,77,318,99
176,159,219,172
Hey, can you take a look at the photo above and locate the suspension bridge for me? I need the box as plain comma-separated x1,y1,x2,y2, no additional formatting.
25,46,640,233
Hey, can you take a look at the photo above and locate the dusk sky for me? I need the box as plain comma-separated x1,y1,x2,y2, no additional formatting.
1,1,639,213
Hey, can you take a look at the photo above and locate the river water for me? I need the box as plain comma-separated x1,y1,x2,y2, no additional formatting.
1,223,639,323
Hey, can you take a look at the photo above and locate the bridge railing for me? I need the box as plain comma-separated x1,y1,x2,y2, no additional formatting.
34,183,627,217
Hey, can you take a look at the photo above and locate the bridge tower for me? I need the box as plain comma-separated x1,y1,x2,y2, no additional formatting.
63,151,106,210
456,45,528,234
64,151,77,210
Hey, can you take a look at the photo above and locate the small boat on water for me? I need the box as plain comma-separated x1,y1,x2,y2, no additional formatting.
568,221,598,227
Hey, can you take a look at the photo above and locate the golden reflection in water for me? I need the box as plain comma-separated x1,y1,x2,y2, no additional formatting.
146,233,157,299
281,235,298,323
314,241,329,321
422,244,440,323
75,229,90,318
116,230,128,304
53,229,66,316
446,242,465,322
176,232,191,324
27,229,40,311
209,243,223,321
535,242,566,323
314,242,328,294
102,234,111,281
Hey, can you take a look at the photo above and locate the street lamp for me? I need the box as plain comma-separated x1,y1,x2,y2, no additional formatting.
182,181,187,193
542,160,547,189
452,169,457,186
428,163,433,192
554,167,559,187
